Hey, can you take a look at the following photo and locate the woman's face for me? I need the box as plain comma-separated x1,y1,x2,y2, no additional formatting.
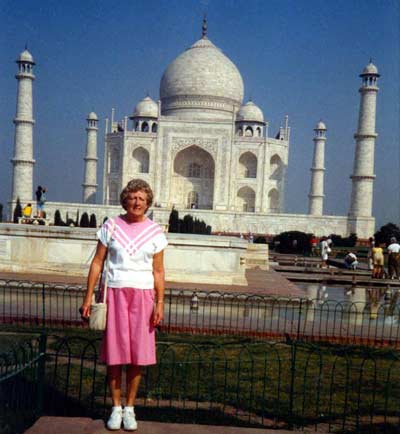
125,190,148,219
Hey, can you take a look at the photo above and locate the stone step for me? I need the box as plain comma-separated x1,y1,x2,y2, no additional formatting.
24,417,299,434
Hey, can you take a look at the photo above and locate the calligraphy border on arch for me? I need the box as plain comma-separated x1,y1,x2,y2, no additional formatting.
170,137,219,158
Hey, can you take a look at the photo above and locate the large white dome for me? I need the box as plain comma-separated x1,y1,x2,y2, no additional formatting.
160,37,244,119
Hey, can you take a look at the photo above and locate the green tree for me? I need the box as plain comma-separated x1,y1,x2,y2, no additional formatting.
274,231,311,254
80,212,90,228
374,223,400,245
329,233,357,247
168,208,180,233
54,210,65,226
89,214,97,228
75,210,80,227
65,212,75,227
182,214,194,233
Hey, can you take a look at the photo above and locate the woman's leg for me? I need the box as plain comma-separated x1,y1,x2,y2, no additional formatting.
394,255,400,278
126,364,142,406
107,365,122,406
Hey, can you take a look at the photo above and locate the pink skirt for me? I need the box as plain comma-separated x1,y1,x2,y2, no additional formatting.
100,287,156,366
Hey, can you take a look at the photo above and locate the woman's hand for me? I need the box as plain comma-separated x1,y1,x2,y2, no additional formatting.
152,302,164,327
79,299,91,321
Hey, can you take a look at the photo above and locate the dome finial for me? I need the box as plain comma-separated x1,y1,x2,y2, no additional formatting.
202,14,208,39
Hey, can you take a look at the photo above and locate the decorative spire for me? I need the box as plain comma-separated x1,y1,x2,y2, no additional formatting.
202,14,207,38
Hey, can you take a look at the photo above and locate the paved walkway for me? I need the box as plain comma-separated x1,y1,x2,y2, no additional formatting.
24,417,301,434
0,267,305,298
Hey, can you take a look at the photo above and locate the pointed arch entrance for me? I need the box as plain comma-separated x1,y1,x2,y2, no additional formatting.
237,186,255,212
172,145,215,209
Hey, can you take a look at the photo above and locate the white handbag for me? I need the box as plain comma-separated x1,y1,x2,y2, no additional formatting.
89,220,115,331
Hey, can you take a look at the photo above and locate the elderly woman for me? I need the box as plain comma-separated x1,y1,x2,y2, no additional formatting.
80,179,167,431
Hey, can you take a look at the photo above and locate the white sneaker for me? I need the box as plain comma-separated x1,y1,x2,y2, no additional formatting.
123,406,138,431
107,406,123,431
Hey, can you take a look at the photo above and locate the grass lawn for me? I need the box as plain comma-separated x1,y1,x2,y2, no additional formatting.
1,325,399,432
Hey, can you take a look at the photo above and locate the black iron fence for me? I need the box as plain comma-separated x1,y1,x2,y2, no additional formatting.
0,333,399,433
1,280,400,348
0,334,46,434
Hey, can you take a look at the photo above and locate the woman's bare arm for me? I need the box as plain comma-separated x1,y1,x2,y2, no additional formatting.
152,250,165,326
80,241,108,319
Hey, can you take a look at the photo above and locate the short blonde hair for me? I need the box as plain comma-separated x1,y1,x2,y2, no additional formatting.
120,179,154,210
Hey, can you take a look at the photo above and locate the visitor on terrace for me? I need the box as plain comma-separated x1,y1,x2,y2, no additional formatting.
344,252,358,270
80,178,168,431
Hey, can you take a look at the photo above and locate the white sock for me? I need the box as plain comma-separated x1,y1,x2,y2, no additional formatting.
124,406,134,411
112,405,122,411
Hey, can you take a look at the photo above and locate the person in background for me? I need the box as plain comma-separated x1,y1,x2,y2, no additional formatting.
38,187,47,217
344,252,358,270
367,237,375,271
372,243,385,279
35,185,42,217
319,236,329,268
387,237,400,280
22,203,32,218
310,235,318,257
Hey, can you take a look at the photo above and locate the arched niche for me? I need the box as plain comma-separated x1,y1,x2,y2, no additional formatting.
109,181,119,205
237,186,255,212
239,152,257,178
268,188,279,212
132,147,150,173
141,121,149,132
109,148,120,173
187,191,199,209
269,154,283,181
245,126,253,137
172,145,215,209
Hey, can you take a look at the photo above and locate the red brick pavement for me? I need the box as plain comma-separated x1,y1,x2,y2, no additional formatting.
0,268,305,297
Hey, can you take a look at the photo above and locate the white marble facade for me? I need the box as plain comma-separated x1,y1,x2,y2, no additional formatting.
103,30,289,219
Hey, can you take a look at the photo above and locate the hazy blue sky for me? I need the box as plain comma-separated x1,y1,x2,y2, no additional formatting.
0,0,399,228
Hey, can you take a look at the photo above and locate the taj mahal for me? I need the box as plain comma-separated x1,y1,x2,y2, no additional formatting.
9,20,380,239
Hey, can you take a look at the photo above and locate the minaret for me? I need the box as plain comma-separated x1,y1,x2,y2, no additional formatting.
348,61,380,218
11,48,36,202
308,120,327,216
82,112,98,203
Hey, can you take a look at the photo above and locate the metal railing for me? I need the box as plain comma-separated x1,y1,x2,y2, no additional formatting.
0,334,46,434
2,333,398,432
1,280,400,347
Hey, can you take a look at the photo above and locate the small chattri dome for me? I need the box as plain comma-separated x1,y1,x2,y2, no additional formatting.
314,120,327,130
17,49,34,64
132,96,158,118
361,61,379,76
87,112,98,121
237,101,264,123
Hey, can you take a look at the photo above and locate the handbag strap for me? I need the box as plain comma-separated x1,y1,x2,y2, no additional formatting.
101,218,116,304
